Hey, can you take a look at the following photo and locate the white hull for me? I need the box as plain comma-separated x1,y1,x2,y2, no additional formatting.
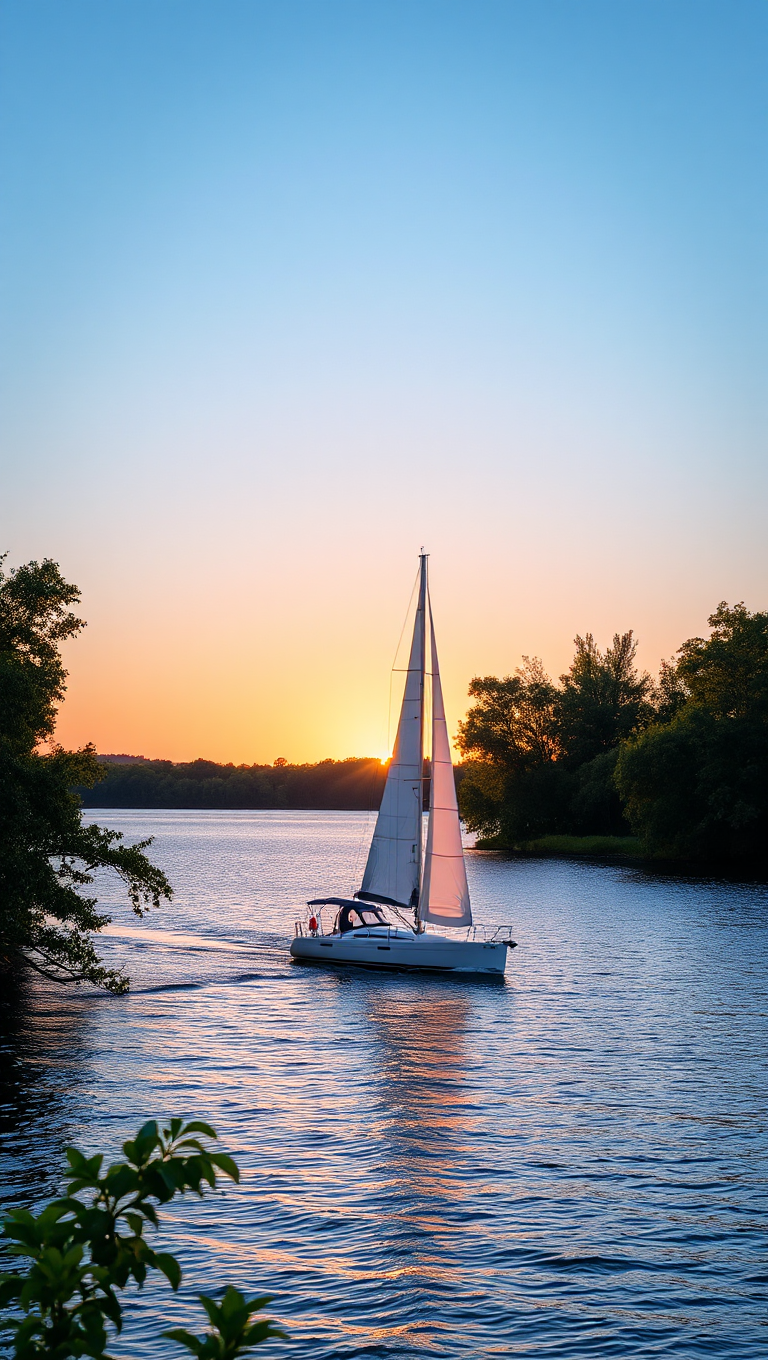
290,927,509,975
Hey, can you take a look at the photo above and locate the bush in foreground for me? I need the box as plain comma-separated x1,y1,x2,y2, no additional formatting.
0,1117,284,1358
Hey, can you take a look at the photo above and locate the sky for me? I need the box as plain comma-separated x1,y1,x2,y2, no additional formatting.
1,0,766,763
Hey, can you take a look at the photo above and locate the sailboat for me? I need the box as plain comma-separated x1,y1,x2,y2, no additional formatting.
290,555,516,975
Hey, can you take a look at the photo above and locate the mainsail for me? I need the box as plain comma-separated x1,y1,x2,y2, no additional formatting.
419,603,472,927
358,561,426,909
359,555,472,928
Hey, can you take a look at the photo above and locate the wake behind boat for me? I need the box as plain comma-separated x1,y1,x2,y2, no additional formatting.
290,554,516,976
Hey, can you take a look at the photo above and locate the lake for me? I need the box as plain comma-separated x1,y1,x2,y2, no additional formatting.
1,810,766,1358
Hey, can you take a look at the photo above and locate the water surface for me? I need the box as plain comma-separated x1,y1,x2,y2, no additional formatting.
1,810,765,1357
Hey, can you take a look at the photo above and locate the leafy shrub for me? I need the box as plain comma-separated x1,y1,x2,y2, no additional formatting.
0,1117,284,1358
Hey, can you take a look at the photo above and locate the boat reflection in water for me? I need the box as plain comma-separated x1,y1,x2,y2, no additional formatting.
335,977,479,1330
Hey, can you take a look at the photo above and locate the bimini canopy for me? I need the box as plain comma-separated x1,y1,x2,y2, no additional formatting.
354,890,410,909
306,897,362,909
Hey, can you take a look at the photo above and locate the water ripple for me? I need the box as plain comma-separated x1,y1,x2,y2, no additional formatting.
0,810,765,1358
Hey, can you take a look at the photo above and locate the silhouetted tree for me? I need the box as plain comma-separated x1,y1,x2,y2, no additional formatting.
457,638,650,843
457,658,560,771
558,631,654,766
0,557,172,993
616,603,768,861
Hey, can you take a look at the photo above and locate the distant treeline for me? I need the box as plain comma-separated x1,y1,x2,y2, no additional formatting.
76,757,390,810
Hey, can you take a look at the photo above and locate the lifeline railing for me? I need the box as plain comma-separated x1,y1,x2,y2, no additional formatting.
422,922,516,943
293,918,514,943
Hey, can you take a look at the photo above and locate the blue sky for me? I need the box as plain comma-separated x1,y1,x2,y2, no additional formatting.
1,0,766,760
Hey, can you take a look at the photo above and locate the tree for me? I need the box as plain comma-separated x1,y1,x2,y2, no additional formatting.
615,604,768,861
457,646,640,844
676,601,768,720
569,749,628,837
0,1116,285,1358
457,658,560,772
558,631,654,766
0,557,172,993
456,659,565,841
652,657,689,725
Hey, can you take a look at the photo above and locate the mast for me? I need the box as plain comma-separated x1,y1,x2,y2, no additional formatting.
414,551,428,932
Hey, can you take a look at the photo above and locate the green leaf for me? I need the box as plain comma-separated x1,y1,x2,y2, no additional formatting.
200,1293,223,1327
138,1200,158,1227
155,1162,185,1195
105,1163,140,1200
241,1297,274,1314
0,1275,22,1305
163,1328,207,1357
154,1252,182,1290
208,1153,240,1183
79,1205,112,1236
0,1106,267,1359
1,1221,39,1249
65,1148,102,1179
99,1286,122,1329
132,1120,160,1163
245,1319,288,1344
181,1120,217,1140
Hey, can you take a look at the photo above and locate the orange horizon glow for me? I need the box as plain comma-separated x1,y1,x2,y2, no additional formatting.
50,551,762,767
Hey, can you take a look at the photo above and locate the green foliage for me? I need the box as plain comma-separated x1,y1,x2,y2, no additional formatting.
457,643,646,842
653,657,689,725
569,750,627,836
456,659,569,842
457,659,560,773
165,1288,286,1359
0,1118,283,1360
616,604,768,861
558,631,654,766
0,557,172,992
456,760,508,839
476,834,640,855
616,706,768,862
459,605,767,862
0,556,83,755
676,601,768,720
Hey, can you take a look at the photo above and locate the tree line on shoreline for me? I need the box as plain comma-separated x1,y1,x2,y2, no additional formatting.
457,603,767,864
80,605,768,866
75,755,389,811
